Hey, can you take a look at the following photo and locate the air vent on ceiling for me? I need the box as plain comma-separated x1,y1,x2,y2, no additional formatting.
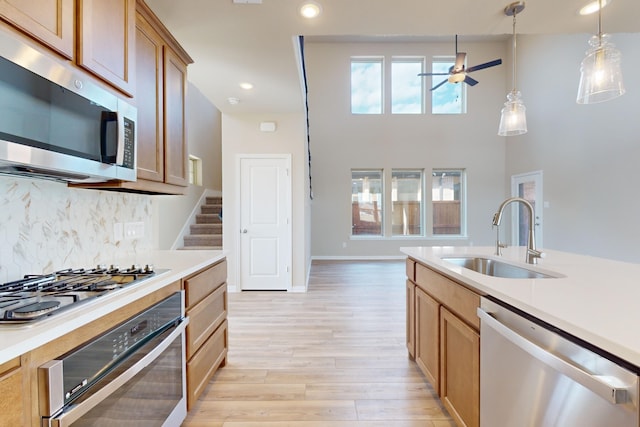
233,0,263,4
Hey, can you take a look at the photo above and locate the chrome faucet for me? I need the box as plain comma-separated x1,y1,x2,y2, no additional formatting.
492,197,543,264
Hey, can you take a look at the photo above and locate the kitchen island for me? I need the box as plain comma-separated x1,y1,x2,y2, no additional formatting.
403,245,640,427
403,245,640,368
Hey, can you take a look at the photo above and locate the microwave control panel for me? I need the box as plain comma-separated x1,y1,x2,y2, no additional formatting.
123,118,135,169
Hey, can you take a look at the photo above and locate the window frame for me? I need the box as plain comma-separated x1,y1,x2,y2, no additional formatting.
391,169,424,236
430,168,467,237
351,169,384,237
391,57,425,115
350,57,384,115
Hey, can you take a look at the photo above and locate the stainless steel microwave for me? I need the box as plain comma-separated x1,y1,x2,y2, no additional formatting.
0,28,137,183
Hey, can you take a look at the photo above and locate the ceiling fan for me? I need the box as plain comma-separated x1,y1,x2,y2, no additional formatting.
419,35,503,91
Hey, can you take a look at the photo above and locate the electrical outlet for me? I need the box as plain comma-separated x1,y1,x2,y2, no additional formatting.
124,222,145,240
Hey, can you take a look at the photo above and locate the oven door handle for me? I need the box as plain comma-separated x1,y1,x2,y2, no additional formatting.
477,308,629,405
47,318,188,427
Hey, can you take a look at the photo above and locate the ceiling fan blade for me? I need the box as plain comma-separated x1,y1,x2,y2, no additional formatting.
453,52,466,72
464,76,479,86
418,72,449,77
430,79,448,91
466,58,502,73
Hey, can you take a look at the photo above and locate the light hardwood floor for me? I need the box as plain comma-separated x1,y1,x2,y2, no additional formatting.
182,260,455,427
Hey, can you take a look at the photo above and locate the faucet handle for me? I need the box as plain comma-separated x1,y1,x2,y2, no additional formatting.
527,248,545,264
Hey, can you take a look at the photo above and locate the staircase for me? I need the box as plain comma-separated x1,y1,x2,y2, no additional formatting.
181,196,223,250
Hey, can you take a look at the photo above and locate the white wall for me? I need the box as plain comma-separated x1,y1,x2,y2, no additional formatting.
506,33,640,262
304,40,510,258
221,113,309,291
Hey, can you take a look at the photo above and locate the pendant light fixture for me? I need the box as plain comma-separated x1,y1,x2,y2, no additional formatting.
498,2,527,137
576,0,624,104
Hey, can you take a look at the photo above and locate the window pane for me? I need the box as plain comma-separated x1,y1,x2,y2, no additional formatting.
351,170,383,236
432,170,463,235
431,59,464,114
391,60,423,114
392,170,423,235
351,59,383,114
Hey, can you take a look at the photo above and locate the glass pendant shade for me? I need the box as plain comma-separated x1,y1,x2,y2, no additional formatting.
498,90,527,136
577,34,625,104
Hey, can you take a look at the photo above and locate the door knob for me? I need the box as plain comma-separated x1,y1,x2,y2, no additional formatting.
241,229,248,233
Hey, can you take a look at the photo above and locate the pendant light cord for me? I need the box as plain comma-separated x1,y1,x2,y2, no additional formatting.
597,0,603,45
512,10,517,93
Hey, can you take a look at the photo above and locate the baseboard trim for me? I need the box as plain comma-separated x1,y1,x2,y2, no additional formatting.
311,255,406,261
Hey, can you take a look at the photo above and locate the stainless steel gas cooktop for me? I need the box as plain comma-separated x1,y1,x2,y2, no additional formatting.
0,265,161,323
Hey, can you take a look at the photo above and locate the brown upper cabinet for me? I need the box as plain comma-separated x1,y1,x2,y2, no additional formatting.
0,0,135,96
0,0,74,59
77,0,136,96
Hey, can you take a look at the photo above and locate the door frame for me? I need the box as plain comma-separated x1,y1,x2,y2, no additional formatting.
235,153,292,291
510,170,543,248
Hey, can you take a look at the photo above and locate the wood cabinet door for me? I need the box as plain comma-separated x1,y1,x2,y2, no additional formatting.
134,11,164,182
0,0,73,58
415,287,440,394
406,280,415,358
77,0,135,96
163,46,188,187
0,358,28,427
440,306,480,427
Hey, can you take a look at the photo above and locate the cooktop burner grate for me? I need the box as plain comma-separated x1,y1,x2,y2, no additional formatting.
0,265,160,323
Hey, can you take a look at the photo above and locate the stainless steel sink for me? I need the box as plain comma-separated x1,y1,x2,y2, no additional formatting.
441,256,559,279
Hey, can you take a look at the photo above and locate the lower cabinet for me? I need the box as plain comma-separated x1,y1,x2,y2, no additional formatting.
183,259,228,410
406,280,415,358
415,286,440,393
406,258,480,427
440,306,480,427
0,357,28,427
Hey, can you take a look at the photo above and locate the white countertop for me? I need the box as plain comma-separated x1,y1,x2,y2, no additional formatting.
0,250,226,364
401,246,640,368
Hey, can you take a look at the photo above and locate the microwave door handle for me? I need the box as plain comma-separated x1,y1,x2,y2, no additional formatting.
115,111,125,166
477,308,629,405
100,111,118,164
48,319,188,427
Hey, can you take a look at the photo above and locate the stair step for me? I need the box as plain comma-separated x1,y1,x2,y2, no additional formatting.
184,234,222,247
178,245,223,251
196,213,222,224
190,223,222,235
206,196,222,205
201,204,222,215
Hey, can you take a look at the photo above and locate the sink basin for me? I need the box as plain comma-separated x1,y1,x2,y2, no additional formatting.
441,256,559,279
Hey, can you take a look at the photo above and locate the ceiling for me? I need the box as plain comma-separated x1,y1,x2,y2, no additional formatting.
145,0,639,114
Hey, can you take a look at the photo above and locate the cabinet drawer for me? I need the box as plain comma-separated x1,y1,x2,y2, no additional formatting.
187,319,228,410
186,283,227,360
415,263,480,330
183,259,227,309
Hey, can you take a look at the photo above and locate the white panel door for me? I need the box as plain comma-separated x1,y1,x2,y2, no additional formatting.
240,156,291,290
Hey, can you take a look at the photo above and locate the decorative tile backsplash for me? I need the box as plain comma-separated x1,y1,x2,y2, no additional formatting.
0,176,154,283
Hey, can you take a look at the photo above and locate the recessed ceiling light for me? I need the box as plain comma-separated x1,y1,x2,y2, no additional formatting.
239,82,253,90
579,0,610,15
300,1,322,19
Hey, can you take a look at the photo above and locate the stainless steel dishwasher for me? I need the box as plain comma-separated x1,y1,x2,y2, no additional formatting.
478,297,639,427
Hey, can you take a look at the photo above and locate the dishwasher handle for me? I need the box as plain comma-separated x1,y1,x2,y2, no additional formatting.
477,307,629,405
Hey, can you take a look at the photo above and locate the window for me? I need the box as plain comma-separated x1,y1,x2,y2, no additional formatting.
351,170,383,236
392,170,423,235
431,57,465,114
391,58,424,114
432,170,465,235
351,58,383,114
188,155,202,186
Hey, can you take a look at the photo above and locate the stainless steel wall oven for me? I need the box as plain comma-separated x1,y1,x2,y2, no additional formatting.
39,291,188,427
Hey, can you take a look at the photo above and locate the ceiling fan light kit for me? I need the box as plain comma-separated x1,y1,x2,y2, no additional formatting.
498,1,527,137
576,0,624,104
418,35,502,91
